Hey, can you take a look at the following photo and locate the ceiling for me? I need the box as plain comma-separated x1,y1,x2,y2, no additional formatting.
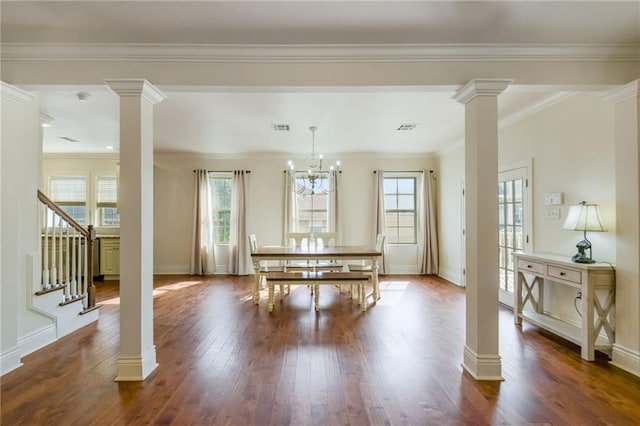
3,1,638,156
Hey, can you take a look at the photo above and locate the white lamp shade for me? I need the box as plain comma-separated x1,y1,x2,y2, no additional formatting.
562,203,606,232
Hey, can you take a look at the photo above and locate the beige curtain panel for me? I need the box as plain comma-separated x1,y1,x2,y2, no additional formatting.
189,169,216,275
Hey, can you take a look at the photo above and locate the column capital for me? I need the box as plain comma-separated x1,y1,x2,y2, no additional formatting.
104,79,166,105
602,80,640,104
454,79,513,104
1,81,35,103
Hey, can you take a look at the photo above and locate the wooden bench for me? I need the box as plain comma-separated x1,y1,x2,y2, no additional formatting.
265,271,371,312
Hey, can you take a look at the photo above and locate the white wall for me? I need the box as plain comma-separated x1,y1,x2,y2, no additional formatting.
500,92,615,325
154,153,436,274
437,145,465,285
437,92,616,326
1,85,53,374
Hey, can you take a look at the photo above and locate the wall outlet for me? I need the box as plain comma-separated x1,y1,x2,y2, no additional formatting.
545,207,561,219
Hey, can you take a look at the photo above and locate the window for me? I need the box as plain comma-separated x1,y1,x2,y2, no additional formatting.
49,176,87,225
96,176,120,227
295,173,329,233
384,175,417,244
210,175,232,244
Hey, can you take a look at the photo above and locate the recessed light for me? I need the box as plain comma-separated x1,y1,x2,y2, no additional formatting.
77,91,90,102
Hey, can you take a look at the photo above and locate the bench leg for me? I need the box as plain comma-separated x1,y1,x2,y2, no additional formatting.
360,282,367,312
268,282,275,312
314,283,320,311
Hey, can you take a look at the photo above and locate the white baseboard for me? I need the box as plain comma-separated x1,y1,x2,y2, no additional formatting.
611,343,640,377
18,324,57,358
115,345,158,381
386,266,420,274
462,346,504,381
154,265,189,275
439,267,464,286
1,346,23,376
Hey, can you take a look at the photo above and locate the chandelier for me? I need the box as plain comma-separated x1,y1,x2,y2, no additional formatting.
287,126,340,195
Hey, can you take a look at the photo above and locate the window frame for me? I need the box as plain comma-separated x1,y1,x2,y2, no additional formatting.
383,172,419,245
209,173,233,245
294,171,330,233
48,175,89,226
95,175,120,227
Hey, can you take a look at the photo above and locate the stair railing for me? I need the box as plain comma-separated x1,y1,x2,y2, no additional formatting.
38,190,97,310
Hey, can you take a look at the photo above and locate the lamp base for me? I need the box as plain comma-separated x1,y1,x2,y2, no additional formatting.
572,253,596,264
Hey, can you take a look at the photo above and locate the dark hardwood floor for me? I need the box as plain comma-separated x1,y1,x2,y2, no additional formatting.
2,275,640,425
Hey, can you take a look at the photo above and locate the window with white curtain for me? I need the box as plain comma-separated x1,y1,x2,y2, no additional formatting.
209,174,232,244
384,174,418,244
96,176,119,227
49,176,87,225
295,173,329,233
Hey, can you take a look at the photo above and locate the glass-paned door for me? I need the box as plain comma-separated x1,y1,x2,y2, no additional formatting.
498,165,531,307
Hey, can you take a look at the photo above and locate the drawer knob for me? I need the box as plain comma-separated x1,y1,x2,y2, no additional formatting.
560,272,566,276
527,264,532,268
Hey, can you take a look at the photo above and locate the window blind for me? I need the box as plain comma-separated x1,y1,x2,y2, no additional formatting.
49,176,86,205
96,176,118,208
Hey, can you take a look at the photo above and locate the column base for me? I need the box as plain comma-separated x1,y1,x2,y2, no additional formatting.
115,345,158,381
611,343,640,378
462,345,504,381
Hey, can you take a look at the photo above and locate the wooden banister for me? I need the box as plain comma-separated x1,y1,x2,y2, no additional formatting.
38,190,92,239
37,189,97,310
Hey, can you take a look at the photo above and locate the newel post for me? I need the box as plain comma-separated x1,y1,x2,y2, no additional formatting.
87,224,97,308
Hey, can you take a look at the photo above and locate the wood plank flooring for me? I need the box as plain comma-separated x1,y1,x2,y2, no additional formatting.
2,275,640,425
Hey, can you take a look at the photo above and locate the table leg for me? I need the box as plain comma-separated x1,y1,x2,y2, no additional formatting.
514,270,523,325
252,259,261,305
314,283,320,312
372,258,380,300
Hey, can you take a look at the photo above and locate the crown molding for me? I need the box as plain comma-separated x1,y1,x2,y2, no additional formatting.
2,43,639,63
602,80,640,104
454,79,513,104
104,79,166,104
43,152,120,160
500,91,577,129
153,151,435,160
0,81,35,103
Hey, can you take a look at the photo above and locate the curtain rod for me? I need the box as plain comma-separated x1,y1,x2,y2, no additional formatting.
283,170,342,173
193,170,251,173
373,170,431,173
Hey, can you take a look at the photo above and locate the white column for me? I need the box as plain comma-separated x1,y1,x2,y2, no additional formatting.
604,80,640,377
454,79,511,380
105,79,166,381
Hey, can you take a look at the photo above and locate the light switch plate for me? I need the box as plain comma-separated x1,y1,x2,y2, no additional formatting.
545,207,561,219
544,192,563,206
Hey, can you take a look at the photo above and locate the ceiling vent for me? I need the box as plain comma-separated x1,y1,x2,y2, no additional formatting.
397,124,417,131
58,136,80,143
271,124,290,131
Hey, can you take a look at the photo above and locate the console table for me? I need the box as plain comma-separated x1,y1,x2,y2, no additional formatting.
513,252,615,361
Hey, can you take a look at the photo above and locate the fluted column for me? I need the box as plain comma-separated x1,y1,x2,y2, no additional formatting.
105,79,166,381
454,79,511,380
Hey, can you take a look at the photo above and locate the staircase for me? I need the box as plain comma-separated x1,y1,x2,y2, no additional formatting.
36,190,100,338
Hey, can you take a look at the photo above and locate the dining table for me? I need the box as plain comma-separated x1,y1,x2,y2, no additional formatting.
250,245,382,305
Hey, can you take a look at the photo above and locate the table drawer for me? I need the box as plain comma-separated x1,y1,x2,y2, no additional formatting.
548,265,581,284
517,259,545,275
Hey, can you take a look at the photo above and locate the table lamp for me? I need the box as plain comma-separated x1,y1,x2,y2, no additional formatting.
562,201,606,264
